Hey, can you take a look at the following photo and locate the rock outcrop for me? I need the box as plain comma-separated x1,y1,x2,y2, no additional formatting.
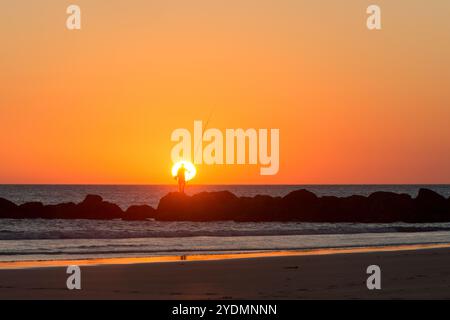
0,188,449,222
156,188,450,222
124,205,157,221
0,195,151,220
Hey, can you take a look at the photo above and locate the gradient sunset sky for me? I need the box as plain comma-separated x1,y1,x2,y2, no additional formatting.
1,0,449,184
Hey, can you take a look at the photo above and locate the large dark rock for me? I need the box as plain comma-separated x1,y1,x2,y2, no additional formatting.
282,189,318,206
0,198,19,218
280,189,319,220
316,196,343,222
18,202,46,219
367,192,414,222
415,188,449,222
124,205,156,221
337,195,369,222
80,194,103,206
75,195,123,219
45,202,78,219
156,192,192,220
157,191,239,221
235,195,282,221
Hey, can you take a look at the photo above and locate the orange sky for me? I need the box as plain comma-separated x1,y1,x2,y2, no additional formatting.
1,0,450,184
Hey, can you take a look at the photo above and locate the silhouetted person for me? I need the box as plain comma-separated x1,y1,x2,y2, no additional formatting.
176,164,186,193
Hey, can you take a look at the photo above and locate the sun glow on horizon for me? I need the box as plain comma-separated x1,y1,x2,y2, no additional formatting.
171,161,197,181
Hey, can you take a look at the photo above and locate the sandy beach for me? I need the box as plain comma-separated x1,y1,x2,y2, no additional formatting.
1,245,450,299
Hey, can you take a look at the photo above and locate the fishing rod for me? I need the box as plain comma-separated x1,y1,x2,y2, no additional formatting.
193,108,214,161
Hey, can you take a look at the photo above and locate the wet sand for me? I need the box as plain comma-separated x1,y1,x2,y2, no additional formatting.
1,245,450,299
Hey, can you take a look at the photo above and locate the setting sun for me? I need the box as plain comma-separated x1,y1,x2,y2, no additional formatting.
171,161,197,181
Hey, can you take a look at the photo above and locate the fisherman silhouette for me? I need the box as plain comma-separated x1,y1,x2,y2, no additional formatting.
176,164,187,193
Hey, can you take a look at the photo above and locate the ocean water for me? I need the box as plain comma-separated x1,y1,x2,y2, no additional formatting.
0,185,449,262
